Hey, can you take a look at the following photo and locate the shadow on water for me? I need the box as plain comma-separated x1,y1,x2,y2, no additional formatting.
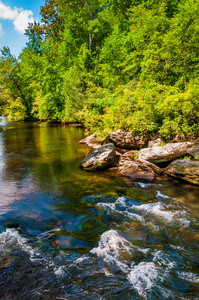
0,119,199,299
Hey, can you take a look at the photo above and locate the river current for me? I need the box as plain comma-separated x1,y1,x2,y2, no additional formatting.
0,116,198,299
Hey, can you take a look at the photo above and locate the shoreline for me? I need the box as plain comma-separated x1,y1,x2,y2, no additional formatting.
79,132,199,187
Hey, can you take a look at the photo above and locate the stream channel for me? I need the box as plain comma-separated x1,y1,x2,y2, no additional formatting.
0,116,199,299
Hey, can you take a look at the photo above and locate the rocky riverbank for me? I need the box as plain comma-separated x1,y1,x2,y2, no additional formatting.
79,130,199,186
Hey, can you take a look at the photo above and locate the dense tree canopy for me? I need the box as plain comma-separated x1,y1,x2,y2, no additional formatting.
0,0,199,141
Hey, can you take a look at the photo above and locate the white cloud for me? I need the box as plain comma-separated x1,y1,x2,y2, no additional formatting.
13,10,34,34
0,2,18,20
0,1,34,34
0,22,4,36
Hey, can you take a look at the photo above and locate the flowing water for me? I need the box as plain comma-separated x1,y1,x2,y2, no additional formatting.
0,116,198,300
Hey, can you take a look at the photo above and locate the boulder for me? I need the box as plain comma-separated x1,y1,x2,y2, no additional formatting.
118,158,156,181
138,142,194,164
138,159,164,175
79,133,102,149
165,160,199,185
120,151,163,174
80,143,117,171
109,130,148,149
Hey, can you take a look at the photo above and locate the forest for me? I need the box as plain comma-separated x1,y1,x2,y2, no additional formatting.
0,0,199,141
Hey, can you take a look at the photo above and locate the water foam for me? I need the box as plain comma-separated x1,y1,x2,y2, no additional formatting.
156,191,169,199
128,261,158,297
136,182,152,188
90,230,131,273
97,197,145,222
0,228,31,254
127,250,177,299
153,250,176,270
90,229,180,299
133,202,175,222
177,271,199,283
98,196,192,232
136,182,162,188
54,266,65,276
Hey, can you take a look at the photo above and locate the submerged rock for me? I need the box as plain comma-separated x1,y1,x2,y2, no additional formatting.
109,129,148,149
80,143,117,171
165,159,199,185
79,133,102,149
138,142,194,164
69,123,84,127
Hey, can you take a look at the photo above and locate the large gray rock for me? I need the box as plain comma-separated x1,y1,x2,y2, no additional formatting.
80,143,117,171
165,160,199,185
138,142,194,164
109,130,148,149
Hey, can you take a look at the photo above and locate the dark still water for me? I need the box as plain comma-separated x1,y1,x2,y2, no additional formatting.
0,116,198,300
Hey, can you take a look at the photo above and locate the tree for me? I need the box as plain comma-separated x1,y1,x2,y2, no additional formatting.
163,0,199,88
0,47,33,119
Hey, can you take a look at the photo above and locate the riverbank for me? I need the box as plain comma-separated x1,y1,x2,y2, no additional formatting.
79,130,199,186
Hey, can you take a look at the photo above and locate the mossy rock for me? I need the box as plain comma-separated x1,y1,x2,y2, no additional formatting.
165,159,199,185
80,143,117,171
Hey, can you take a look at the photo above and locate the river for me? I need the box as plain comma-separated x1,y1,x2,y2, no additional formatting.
0,116,198,299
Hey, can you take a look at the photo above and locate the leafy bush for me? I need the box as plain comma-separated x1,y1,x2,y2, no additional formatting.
158,81,199,140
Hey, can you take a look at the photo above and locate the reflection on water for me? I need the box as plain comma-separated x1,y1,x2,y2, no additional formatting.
0,118,199,299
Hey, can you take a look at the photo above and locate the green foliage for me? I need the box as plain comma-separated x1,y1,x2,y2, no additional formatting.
158,80,199,140
94,81,164,136
5,97,27,121
0,0,199,142
182,155,191,160
0,47,35,120
81,79,199,141
134,150,139,159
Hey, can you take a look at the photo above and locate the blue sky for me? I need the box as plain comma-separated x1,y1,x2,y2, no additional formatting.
0,0,45,57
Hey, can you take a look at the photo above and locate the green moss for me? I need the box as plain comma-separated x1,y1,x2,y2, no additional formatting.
182,155,191,160
93,161,103,169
